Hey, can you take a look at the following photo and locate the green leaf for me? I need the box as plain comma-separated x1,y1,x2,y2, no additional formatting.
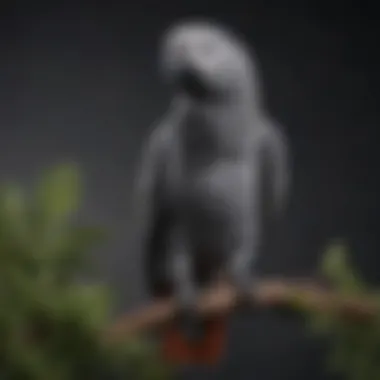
0,163,172,380
34,163,82,227
321,240,349,281
321,240,365,294
52,226,108,280
0,184,28,250
62,226,107,263
55,284,111,332
73,284,111,329
305,241,380,380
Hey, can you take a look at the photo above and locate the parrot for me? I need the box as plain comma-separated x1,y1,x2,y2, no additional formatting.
134,18,290,365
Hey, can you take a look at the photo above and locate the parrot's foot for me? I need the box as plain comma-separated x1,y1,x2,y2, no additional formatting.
229,272,255,310
235,284,253,309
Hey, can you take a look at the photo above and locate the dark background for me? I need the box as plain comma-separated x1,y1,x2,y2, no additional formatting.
1,1,379,379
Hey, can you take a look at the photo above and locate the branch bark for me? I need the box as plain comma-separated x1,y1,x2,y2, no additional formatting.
104,278,379,344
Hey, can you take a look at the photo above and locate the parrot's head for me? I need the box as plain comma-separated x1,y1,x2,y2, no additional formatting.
160,18,260,104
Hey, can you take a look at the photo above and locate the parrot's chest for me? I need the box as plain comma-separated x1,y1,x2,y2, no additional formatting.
166,157,252,253
163,108,254,251
167,119,248,219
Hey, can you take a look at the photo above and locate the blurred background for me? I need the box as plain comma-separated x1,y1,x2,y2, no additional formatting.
0,1,379,379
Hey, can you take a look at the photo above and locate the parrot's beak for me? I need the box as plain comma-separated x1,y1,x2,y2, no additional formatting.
174,67,210,100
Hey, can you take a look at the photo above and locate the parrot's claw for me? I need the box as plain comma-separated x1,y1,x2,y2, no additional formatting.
175,291,205,342
228,268,255,309
235,281,252,308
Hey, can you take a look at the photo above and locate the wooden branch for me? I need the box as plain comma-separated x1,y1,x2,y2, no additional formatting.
104,278,380,344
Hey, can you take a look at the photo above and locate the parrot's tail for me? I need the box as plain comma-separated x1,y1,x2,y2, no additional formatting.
161,316,227,366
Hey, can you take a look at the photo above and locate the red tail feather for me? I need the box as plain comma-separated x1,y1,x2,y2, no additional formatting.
161,316,227,366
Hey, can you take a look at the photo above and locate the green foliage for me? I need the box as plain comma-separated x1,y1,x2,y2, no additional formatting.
304,241,380,380
0,163,172,380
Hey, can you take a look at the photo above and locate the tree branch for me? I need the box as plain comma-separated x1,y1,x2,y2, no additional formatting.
104,278,380,344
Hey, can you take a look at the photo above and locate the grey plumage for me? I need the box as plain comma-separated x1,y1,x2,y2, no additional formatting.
134,19,291,330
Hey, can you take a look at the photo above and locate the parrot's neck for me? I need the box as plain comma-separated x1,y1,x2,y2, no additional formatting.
189,93,259,128
175,96,258,160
